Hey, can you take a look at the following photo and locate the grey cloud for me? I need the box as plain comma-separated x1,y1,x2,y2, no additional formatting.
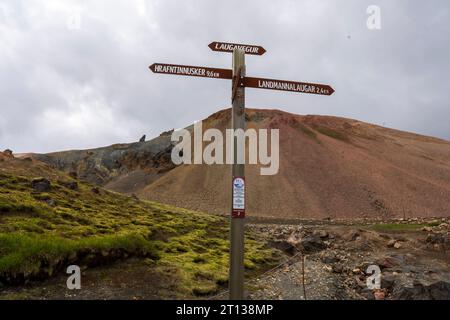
0,0,449,153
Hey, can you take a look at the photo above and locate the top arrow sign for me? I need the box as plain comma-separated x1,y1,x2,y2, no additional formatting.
208,42,266,55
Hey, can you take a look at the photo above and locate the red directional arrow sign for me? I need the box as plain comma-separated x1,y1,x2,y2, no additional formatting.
244,77,335,96
149,63,232,79
208,42,266,56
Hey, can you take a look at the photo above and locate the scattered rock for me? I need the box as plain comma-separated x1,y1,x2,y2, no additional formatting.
320,252,340,264
269,239,296,255
3,149,13,157
314,230,329,239
375,254,407,269
352,268,362,274
374,290,385,300
381,274,396,291
387,239,396,248
360,288,375,300
421,226,433,232
324,265,333,272
332,263,344,274
131,194,139,201
46,199,57,207
31,178,51,192
345,230,360,241
426,233,448,245
392,281,450,300
69,171,78,179
393,242,402,249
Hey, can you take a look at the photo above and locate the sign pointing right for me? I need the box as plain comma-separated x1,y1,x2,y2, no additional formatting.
244,76,335,96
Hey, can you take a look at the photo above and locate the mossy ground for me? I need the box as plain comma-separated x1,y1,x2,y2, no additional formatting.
0,162,281,297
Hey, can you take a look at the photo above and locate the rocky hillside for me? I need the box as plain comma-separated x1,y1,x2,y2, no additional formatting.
27,132,175,190
27,108,450,219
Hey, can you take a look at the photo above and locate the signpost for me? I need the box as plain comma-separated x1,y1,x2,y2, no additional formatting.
149,41,334,301
230,49,246,300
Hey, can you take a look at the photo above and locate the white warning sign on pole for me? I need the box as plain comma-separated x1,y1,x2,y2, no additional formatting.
232,177,245,218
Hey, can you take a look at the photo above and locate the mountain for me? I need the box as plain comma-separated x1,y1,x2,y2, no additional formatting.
27,108,450,219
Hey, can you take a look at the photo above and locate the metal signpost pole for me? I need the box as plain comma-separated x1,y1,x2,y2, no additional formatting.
229,48,246,300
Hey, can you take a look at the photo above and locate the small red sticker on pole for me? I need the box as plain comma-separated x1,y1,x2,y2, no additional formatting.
232,177,245,218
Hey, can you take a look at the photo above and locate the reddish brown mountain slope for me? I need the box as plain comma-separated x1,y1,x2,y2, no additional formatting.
137,108,450,219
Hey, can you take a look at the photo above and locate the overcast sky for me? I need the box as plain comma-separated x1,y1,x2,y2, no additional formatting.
1,0,449,153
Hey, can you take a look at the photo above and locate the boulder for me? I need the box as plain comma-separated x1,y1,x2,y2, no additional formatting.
139,135,146,143
320,252,340,264
360,288,375,300
332,263,344,273
381,274,397,291
314,230,329,239
269,239,296,255
375,254,407,269
3,149,13,157
387,239,396,248
31,178,51,192
69,171,78,179
91,187,100,194
345,230,361,241
374,290,386,300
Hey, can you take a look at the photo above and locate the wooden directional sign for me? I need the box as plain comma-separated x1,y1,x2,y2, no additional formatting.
208,41,266,56
244,76,335,96
149,63,232,80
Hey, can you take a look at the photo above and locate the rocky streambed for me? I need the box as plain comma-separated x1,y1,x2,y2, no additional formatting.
247,218,450,300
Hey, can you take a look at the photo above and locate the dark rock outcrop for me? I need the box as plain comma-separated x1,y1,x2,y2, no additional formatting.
58,180,79,191
392,281,450,300
31,178,51,192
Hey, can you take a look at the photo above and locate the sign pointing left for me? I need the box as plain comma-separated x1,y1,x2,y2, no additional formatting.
149,63,232,80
